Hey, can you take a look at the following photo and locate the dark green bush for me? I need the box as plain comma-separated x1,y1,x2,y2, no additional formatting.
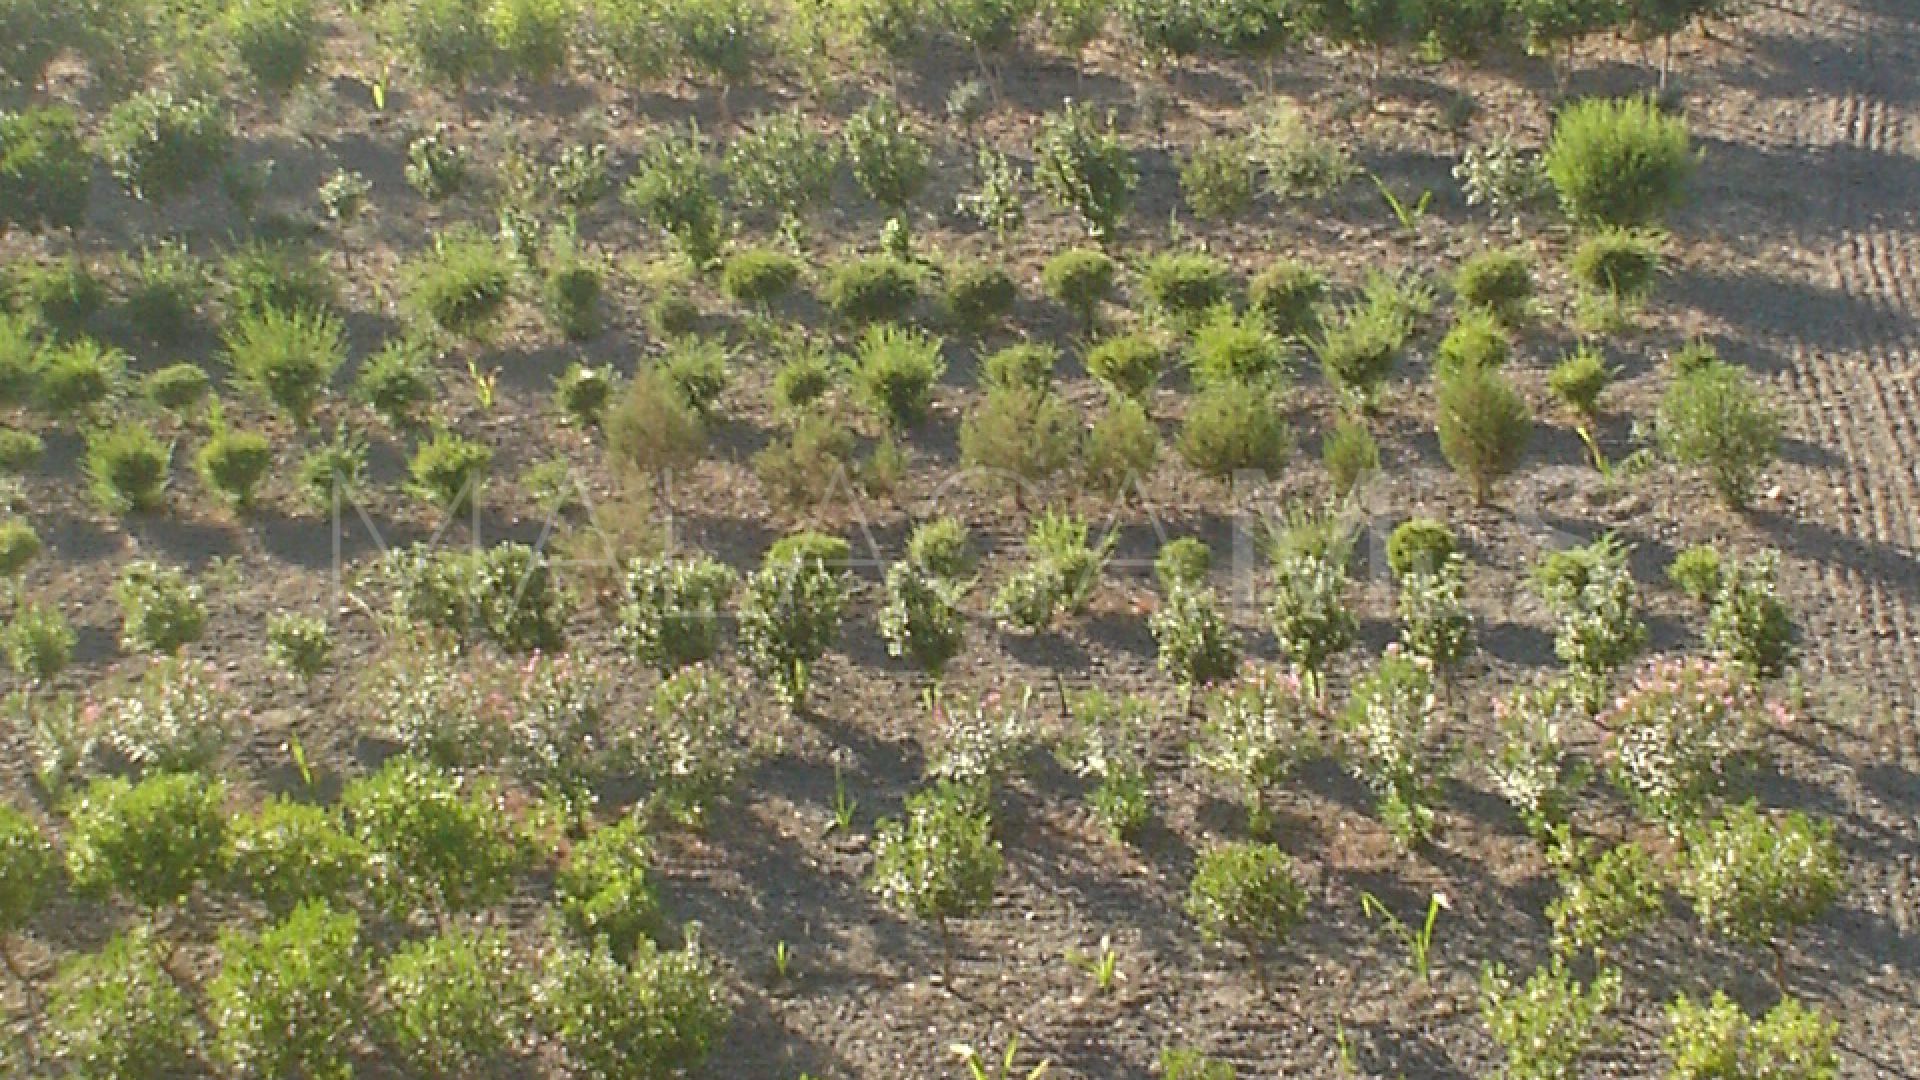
1034,102,1136,240
771,342,838,414
843,98,929,211
1180,383,1289,479
393,0,497,89
0,105,91,232
1549,346,1610,420
960,381,1078,494
1141,252,1233,322
353,337,439,430
45,930,201,1078
113,560,205,653
223,241,335,317
343,756,533,916
0,428,43,472
658,336,732,418
13,257,104,336
141,364,211,414
86,424,171,515
1453,247,1533,321
607,368,706,477
1086,332,1163,401
403,228,515,340
1313,298,1408,409
542,242,603,340
1041,247,1117,330
0,313,37,405
1545,96,1693,227
1387,518,1457,579
945,262,1018,332
224,307,346,426
625,126,725,265
34,339,120,415
65,771,227,909
981,343,1058,391
227,0,321,93
1571,226,1665,297
1181,136,1256,220
196,422,274,509
97,91,231,202
1248,258,1325,339
1187,305,1285,386
1186,841,1308,964
825,255,922,324
720,248,804,307
852,324,944,428
407,429,493,516
1435,308,1511,377
123,243,207,344
725,108,838,226
0,804,56,932
1085,397,1160,495
554,362,615,427
907,517,974,580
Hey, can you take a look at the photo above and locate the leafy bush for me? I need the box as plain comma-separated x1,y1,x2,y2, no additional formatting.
1155,537,1211,593
1321,415,1379,495
1085,397,1161,494
980,344,1057,392
123,243,207,344
852,324,944,429
0,314,37,406
1436,362,1531,504
353,339,438,429
1034,103,1137,241
542,241,603,340
1706,551,1794,677
1181,136,1256,219
726,109,838,227
393,0,497,88
1664,992,1838,1080
1667,544,1723,604
1313,297,1408,410
960,381,1078,494
1250,100,1355,200
404,127,469,200
880,562,968,678
1341,649,1445,847
297,428,369,512
556,809,662,957
104,655,235,773
1549,346,1610,420
1570,226,1665,297
342,756,533,917
209,901,363,1080
403,229,515,339
1387,517,1456,580
223,240,336,317
45,930,201,1079
65,771,228,909
1655,358,1781,508
1399,556,1473,669
1268,550,1355,676
1152,585,1240,691
539,940,728,1080
739,550,846,709
844,98,929,210
771,343,837,414
1195,667,1315,834
380,541,565,652
870,781,1003,934
4,601,73,680
1179,383,1290,479
992,511,1113,633
227,0,320,92
1186,842,1308,971
720,248,804,307
1086,333,1163,401
35,339,119,416
0,428,41,473
1248,258,1325,339
1531,534,1645,686
0,803,55,933
1479,958,1621,1080
12,258,104,337
1435,308,1511,377
196,421,274,509
956,145,1026,240
114,560,205,653
1681,802,1843,972
97,91,230,202
626,126,724,265
1599,656,1762,828
1188,305,1285,387
825,255,922,324
606,368,706,477
488,0,574,82
754,414,857,510
0,517,38,578
945,262,1018,332
1455,134,1549,228
906,517,974,581
407,429,493,516
1453,248,1533,322
1141,251,1232,322
1548,839,1664,959
381,927,531,1077
617,554,736,673
226,796,366,916
1545,96,1693,226
657,336,732,418
1042,248,1118,330
1055,688,1152,840
0,105,92,232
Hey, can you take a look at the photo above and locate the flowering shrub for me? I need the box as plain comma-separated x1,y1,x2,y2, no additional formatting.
739,552,845,710
879,561,968,679
265,612,332,679
556,809,662,959
615,555,736,674
1195,666,1318,835
381,542,567,654
1398,555,1473,670
1268,551,1355,676
993,512,1114,633
1706,551,1794,678
103,655,235,774
627,666,752,825
65,771,228,910
0,803,55,934
341,757,533,917
491,652,619,803
1664,992,1837,1080
537,939,728,1079
114,560,206,654
45,929,200,1078
869,782,1002,947
209,901,363,1080
1547,839,1664,959
380,926,531,1077
226,796,368,917
1531,535,1646,700
1479,957,1620,1080
1680,802,1843,984
1056,689,1154,841
359,635,494,767
926,688,1036,792
1598,657,1768,829
1487,679,1588,838
1340,649,1446,849
1151,586,1241,693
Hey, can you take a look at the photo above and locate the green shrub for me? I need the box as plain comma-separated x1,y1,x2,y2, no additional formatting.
196,422,274,509
4,601,73,680
1664,992,1838,1080
65,771,227,909
1655,359,1780,508
754,414,856,509
381,541,565,652
265,612,332,678
226,797,366,917
1181,136,1256,219
1706,552,1794,677
1085,397,1160,494
1479,958,1621,1080
1085,333,1162,401
404,228,515,339
0,803,55,932
625,126,724,265
607,368,706,477
908,517,974,581
554,362,614,427
343,756,533,917
945,262,1018,332
1670,338,1720,376
870,781,1003,934
1545,96,1693,226
616,554,736,673
381,927,532,1077
1180,383,1289,479
1599,656,1758,827
720,248,804,307
1570,226,1665,297
488,0,574,81
1387,518,1456,579
0,428,40,472
771,342,837,414
0,517,37,578
354,337,439,430
844,98,929,211
1160,1047,1237,1080
223,240,335,317
209,901,363,1080
1188,305,1285,386
556,809,662,957
113,560,205,653
297,429,368,512
1248,258,1325,339
224,306,346,427
725,108,838,227
0,313,37,405
539,940,728,1080
738,550,846,709
1681,802,1843,971
1548,840,1664,959
1152,584,1239,690
1312,297,1408,410
825,255,922,324
97,91,230,202
1322,415,1379,495
991,511,1112,632
981,344,1058,392
407,429,493,516
542,242,603,340
14,258,104,337
34,338,119,415
1340,649,1445,846
1141,251,1232,322
403,127,469,201
45,930,201,1079
1435,308,1511,377
665,0,771,87
86,425,171,515
1034,102,1136,241
1250,99,1355,200
0,105,92,232
228,0,320,92
1667,544,1723,604
1453,247,1533,321
879,561,967,678
123,243,207,344
852,324,944,429
1041,247,1117,330
1186,842,1308,968
960,382,1078,495
1437,362,1531,504
393,0,497,88
657,336,731,419
1549,346,1610,420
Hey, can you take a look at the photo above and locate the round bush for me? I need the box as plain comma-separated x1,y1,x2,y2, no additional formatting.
226,0,320,93
1248,258,1325,339
196,426,274,509
1571,226,1665,297
1545,96,1694,227
720,248,804,307
403,229,515,340
1041,248,1117,329
224,307,347,427
1453,248,1533,320
85,424,171,515
1435,308,1511,377
825,255,921,324
1387,518,1458,579
65,772,228,910
1180,384,1289,479
945,262,1017,332
1085,333,1163,401
1141,251,1233,321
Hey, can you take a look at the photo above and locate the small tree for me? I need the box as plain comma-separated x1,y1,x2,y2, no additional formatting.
1341,649,1447,849
1436,362,1532,504
1194,667,1317,835
738,550,846,710
1479,957,1621,1080
1268,550,1354,677
624,126,724,267
555,809,662,960
843,98,929,213
1655,359,1780,509
870,782,1003,976
991,511,1114,633
1706,551,1794,678
1680,802,1844,990
1185,842,1308,988
1034,102,1137,242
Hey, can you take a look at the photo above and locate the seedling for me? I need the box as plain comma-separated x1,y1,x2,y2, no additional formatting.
1066,935,1122,994
827,764,858,836
952,1035,1050,1079
1372,173,1433,235
1360,891,1450,984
